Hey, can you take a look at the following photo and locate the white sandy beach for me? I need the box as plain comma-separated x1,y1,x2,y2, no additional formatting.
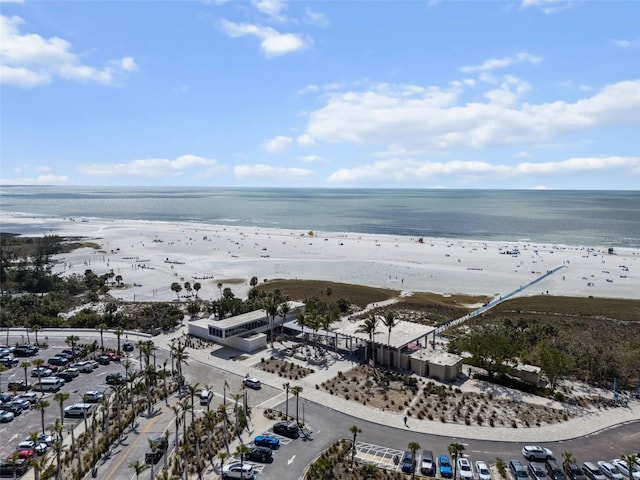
2,212,639,302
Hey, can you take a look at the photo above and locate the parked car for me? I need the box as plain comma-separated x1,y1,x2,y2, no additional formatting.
0,393,12,403
598,461,624,480
8,449,34,461
583,462,607,480
510,460,530,480
97,355,111,365
273,421,300,439
529,462,549,480
123,342,135,352
476,460,492,480
31,367,52,377
0,410,15,423
107,352,120,362
9,399,31,411
222,462,254,479
14,393,39,404
401,450,416,474
243,375,261,389
246,446,273,463
56,371,76,382
565,463,587,480
65,367,80,377
48,356,69,366
438,455,453,478
43,364,59,373
458,458,474,480
7,380,30,391
612,459,640,480
1,403,23,415
56,352,73,362
254,434,280,450
83,391,105,403
0,459,28,476
17,441,47,455
523,446,555,461
421,450,435,476
27,433,55,446
64,403,93,418
106,373,126,385
0,356,18,367
547,459,566,480
199,389,213,406
70,362,93,373
145,450,163,465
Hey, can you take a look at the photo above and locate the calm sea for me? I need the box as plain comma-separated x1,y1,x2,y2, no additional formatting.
1,186,638,248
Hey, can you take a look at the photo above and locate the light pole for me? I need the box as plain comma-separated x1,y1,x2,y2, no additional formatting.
283,382,290,420
302,399,310,427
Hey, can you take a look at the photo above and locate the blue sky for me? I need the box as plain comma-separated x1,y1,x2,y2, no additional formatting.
1,0,639,189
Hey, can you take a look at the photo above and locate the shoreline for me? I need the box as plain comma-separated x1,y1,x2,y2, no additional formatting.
2,211,639,302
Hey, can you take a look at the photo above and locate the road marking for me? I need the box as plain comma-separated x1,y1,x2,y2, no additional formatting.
96,372,107,377
288,454,296,465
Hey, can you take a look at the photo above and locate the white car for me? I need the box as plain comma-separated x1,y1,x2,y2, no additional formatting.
243,375,261,389
458,458,474,480
0,410,15,423
476,461,492,480
17,441,47,455
31,367,53,377
612,459,640,480
522,446,554,461
26,433,55,446
83,391,105,403
222,462,254,479
598,461,625,480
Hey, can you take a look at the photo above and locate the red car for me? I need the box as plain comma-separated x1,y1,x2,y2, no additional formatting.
8,449,34,461
107,352,120,362
44,364,59,372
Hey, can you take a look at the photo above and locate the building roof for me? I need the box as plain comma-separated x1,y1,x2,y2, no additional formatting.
334,318,436,349
201,301,305,330
410,349,462,367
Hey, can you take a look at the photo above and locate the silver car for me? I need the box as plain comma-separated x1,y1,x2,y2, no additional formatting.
598,461,624,480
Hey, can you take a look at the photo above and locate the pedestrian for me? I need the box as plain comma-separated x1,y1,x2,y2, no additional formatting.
403,415,408,427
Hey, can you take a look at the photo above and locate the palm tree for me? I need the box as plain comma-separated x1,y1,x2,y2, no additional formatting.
170,282,182,300
187,382,200,424
111,383,128,437
355,315,379,364
171,404,181,451
170,340,189,390
65,334,80,361
295,310,308,347
193,282,201,298
217,451,228,471
279,300,290,338
114,326,124,355
96,323,108,352
561,451,576,469
263,295,279,347
408,441,421,480
235,443,250,476
178,400,192,442
382,311,397,369
52,440,63,480
129,460,149,480
291,385,303,425
35,399,49,434
32,324,41,345
449,442,466,480
218,402,230,454
32,358,45,390
20,360,31,386
217,282,223,298
53,391,70,425
100,396,111,445
30,453,49,480
193,422,205,480
620,454,638,480
350,425,362,466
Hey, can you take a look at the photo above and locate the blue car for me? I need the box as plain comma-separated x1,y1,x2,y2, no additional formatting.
439,455,453,478
401,451,416,474
254,434,280,450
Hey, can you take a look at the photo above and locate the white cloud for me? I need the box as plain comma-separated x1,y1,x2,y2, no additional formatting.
252,0,287,20
520,0,577,14
460,52,542,73
327,156,640,184
263,135,293,153
0,15,137,87
298,154,325,163
78,154,224,179
611,38,640,49
234,164,314,180
303,7,329,27
0,174,71,185
299,79,640,153
219,19,307,57
514,151,531,158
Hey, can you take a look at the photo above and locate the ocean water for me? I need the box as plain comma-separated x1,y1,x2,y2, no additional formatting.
1,186,639,248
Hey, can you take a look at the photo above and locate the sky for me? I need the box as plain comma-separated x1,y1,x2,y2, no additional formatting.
1,0,639,189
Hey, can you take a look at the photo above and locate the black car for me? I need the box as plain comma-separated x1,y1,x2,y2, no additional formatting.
0,393,11,404
106,373,126,385
0,459,28,476
123,342,135,352
246,446,273,463
56,371,75,382
0,356,18,367
13,346,37,357
401,450,416,474
7,381,30,391
150,437,168,452
273,421,300,439
566,463,587,480
1,403,23,416
97,355,111,365
48,357,69,366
